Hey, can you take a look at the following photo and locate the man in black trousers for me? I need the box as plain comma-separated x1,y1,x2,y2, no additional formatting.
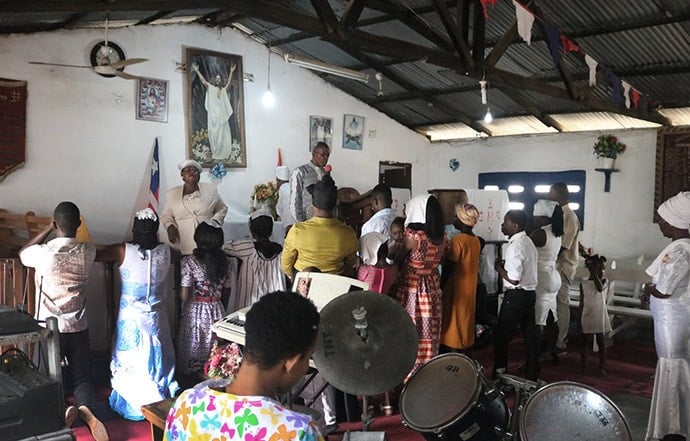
493,210,540,381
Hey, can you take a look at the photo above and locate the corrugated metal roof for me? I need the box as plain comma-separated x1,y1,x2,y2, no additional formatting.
4,0,690,140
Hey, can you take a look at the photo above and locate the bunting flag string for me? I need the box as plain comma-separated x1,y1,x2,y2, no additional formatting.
585,55,598,87
560,35,580,53
513,0,535,44
506,0,652,112
543,22,561,66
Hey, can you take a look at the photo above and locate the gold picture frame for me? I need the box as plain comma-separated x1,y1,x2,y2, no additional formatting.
185,47,246,168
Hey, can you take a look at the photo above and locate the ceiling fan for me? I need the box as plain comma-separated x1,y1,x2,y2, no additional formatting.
29,17,147,80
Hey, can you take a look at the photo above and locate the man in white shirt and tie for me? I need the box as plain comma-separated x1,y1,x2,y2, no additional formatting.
493,209,540,381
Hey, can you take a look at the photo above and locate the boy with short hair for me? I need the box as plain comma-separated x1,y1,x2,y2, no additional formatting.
493,209,540,381
164,291,323,441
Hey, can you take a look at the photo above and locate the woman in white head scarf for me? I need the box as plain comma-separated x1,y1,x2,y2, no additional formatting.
645,191,690,441
530,199,564,363
395,194,449,379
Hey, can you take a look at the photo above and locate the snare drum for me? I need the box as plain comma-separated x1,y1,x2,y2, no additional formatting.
399,353,508,441
519,381,632,441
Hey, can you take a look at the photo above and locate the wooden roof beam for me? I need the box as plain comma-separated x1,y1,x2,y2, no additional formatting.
431,0,474,72
309,0,340,35
339,0,367,32
499,87,564,131
334,41,489,135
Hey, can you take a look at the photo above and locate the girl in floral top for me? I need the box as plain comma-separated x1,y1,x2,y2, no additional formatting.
164,291,323,441
177,222,237,377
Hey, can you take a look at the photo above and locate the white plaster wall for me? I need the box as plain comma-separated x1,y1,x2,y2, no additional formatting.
0,23,431,243
0,24,430,349
429,129,665,260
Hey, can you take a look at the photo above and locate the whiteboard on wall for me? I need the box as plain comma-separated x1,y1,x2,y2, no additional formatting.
465,189,510,241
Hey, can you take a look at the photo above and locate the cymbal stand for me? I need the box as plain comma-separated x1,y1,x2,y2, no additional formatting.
361,395,374,431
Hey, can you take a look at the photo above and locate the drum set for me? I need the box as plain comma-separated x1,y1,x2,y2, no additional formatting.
400,353,632,441
314,291,633,441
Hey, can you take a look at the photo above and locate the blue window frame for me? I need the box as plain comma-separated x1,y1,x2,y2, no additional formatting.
478,170,585,229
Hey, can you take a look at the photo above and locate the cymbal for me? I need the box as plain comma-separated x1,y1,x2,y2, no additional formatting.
313,290,418,396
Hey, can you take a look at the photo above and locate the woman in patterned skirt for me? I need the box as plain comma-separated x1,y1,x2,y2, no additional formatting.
395,194,449,379
177,221,237,379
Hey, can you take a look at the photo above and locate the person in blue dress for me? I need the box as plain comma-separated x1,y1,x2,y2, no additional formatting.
96,208,179,420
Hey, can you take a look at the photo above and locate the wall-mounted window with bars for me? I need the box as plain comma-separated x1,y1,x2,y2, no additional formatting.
478,170,585,229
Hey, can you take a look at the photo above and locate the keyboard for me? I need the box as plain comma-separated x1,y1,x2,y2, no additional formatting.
212,307,251,345
212,306,316,368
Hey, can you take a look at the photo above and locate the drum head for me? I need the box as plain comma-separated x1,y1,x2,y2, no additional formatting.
519,381,632,441
400,353,481,432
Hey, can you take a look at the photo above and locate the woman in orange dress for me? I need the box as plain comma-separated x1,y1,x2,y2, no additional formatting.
441,204,481,354
396,194,449,378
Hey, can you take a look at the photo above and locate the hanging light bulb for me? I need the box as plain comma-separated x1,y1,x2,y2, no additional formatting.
479,79,488,105
262,46,275,108
484,107,493,123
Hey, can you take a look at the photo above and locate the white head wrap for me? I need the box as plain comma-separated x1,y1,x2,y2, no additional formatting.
658,192,690,231
405,194,432,226
135,207,158,222
533,199,558,218
250,206,274,221
178,159,202,173
275,166,290,181
359,232,388,266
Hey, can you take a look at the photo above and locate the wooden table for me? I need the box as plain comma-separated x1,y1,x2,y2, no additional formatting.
141,398,174,441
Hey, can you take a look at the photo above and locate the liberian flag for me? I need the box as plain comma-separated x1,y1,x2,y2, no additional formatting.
148,139,160,214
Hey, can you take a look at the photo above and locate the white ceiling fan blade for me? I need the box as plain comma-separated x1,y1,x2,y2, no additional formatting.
114,71,140,80
108,58,148,69
29,61,90,69
93,65,117,75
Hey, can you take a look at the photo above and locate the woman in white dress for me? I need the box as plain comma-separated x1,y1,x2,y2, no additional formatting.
529,199,563,363
96,208,178,420
644,192,690,441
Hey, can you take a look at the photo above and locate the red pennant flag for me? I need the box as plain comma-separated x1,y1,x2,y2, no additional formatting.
277,147,283,166
480,0,498,18
560,35,580,53
631,89,640,109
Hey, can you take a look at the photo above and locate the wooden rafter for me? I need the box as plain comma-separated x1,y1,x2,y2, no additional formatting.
309,0,340,35
498,87,564,131
431,0,474,72
333,41,490,135
339,0,367,32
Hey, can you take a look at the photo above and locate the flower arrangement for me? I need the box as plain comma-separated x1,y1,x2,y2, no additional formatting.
593,134,626,158
204,342,242,379
251,181,279,204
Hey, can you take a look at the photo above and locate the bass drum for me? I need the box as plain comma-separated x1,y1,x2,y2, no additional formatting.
519,381,632,441
399,353,508,441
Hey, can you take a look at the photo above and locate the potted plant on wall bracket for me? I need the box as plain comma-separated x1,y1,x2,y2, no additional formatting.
593,134,626,169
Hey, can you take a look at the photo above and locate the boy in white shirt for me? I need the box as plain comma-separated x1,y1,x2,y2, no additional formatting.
493,209,540,381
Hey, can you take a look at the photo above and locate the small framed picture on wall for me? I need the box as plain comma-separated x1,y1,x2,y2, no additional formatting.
343,114,364,150
309,115,333,150
136,78,169,123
